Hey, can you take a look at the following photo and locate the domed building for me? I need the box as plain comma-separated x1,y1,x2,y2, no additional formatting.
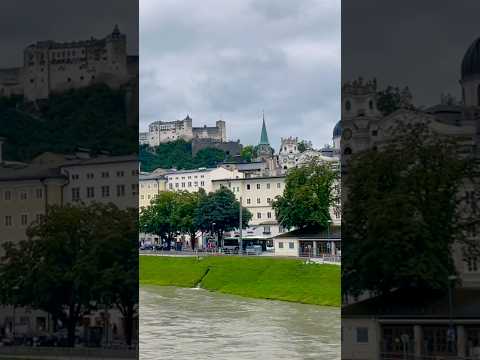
332,120,341,150
461,37,480,107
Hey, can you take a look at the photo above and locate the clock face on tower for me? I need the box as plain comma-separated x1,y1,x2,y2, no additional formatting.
342,128,352,140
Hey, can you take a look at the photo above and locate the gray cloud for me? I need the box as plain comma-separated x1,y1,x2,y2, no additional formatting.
342,0,480,108
140,0,340,149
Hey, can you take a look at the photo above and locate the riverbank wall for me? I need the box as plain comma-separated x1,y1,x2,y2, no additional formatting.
140,256,340,307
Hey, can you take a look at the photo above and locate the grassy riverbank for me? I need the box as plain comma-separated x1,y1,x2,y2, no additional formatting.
140,256,340,306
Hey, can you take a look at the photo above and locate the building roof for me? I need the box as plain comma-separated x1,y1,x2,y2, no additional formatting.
461,37,480,79
212,174,285,182
259,115,270,145
164,167,218,176
343,288,480,319
0,164,64,182
273,226,341,240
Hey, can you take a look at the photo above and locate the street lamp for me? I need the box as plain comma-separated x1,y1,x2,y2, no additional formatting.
447,275,458,353
12,285,19,341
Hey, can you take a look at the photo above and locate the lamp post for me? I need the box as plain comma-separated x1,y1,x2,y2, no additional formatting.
447,275,458,353
239,196,243,255
212,222,216,250
12,285,19,341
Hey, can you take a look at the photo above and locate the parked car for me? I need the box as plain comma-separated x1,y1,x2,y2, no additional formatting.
245,245,262,255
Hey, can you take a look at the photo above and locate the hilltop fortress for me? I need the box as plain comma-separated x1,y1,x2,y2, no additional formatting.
141,115,227,147
0,25,137,101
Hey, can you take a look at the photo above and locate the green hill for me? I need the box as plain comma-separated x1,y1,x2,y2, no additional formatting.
139,141,228,172
0,84,137,162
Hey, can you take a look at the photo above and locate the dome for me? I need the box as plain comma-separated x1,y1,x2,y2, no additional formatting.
333,120,342,138
461,37,480,79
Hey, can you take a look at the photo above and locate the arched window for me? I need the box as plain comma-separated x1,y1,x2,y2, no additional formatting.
345,100,351,111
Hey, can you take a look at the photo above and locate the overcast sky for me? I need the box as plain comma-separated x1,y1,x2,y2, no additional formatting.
0,0,138,67
342,0,480,108
140,0,341,150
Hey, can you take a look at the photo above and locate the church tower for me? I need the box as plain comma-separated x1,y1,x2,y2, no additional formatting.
256,113,273,158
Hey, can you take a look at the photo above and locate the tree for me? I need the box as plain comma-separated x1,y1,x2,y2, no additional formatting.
297,140,311,153
139,191,178,249
272,160,338,231
195,187,252,246
376,85,415,116
172,191,203,250
193,147,226,168
240,145,254,162
0,203,138,347
342,123,473,297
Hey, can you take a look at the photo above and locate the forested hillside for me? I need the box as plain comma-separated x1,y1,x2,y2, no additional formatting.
0,84,137,162
139,141,227,172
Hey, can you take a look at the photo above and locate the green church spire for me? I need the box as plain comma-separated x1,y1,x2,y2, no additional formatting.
259,112,270,145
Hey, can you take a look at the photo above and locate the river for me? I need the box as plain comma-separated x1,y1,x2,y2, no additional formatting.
140,286,340,360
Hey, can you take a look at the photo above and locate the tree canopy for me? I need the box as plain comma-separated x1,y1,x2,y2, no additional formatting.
139,141,228,172
272,160,339,231
0,203,138,347
0,85,137,162
342,123,473,297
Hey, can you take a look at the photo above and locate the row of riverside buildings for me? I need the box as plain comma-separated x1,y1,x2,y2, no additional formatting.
0,144,138,345
139,116,342,258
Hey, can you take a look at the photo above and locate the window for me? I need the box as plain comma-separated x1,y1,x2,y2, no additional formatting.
267,183,270,189
263,226,271,234
72,188,80,201
267,212,272,219
278,242,284,249
132,184,138,196
36,214,43,223
21,214,28,226
345,100,351,111
4,190,11,201
36,188,43,199
117,185,125,197
86,187,95,198
289,242,295,249
343,147,352,155
181,182,185,188
369,100,373,110
256,184,261,190
20,191,27,200
356,327,369,343
5,216,12,227
257,212,262,219
101,172,110,178
188,182,192,187
467,257,479,272
256,198,261,204
86,173,94,179
267,198,271,204
101,186,110,197
246,198,251,205
117,171,125,177
200,181,205,186
246,184,251,190
169,183,173,189
176,183,179,188
71,174,79,180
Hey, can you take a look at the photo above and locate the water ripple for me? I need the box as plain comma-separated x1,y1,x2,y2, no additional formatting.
140,286,340,360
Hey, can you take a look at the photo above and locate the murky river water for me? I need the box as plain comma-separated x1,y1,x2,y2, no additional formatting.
140,286,340,360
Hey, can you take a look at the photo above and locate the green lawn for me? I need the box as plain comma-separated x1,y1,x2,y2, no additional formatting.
140,256,340,306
